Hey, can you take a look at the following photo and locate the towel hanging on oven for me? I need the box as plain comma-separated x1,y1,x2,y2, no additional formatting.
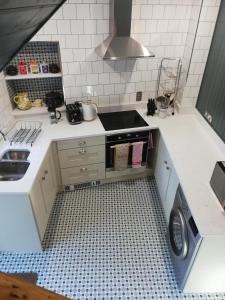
132,141,144,168
114,143,130,171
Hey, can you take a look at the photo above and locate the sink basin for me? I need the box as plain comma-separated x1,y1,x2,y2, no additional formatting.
0,161,30,181
2,150,30,161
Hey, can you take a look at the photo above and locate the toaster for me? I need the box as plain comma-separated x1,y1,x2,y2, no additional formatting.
210,161,225,209
66,102,83,125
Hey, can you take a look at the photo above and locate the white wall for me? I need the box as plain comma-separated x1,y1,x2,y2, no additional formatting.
32,0,194,107
0,72,13,131
0,0,221,114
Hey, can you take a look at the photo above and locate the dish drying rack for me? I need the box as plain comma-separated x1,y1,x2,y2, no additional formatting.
6,120,42,146
156,57,182,102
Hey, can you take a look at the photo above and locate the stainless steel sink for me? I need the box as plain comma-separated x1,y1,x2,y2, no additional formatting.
2,149,30,161
0,161,30,181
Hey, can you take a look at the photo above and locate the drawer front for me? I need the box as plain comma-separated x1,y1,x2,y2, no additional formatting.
58,145,105,168
57,136,105,150
61,163,105,185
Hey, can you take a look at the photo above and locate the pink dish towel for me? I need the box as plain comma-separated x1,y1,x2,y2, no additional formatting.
132,142,144,168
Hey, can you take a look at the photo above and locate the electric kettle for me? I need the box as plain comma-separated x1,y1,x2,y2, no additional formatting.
81,100,98,121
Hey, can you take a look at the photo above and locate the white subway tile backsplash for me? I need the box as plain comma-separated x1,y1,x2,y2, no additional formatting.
197,21,212,36
77,4,90,19
90,4,104,19
61,48,74,62
62,4,77,19
79,35,92,48
140,5,153,19
71,86,82,97
68,62,81,74
98,95,109,106
0,74,13,131
145,20,158,33
132,5,141,19
71,20,84,34
87,73,99,85
99,73,110,84
110,73,121,84
97,20,109,34
109,95,120,105
157,20,168,33
63,74,76,87
76,74,87,86
73,48,86,62
125,83,136,93
115,83,126,95
152,5,165,19
119,94,130,105
57,20,71,34
84,20,97,34
65,35,79,48
21,0,218,109
104,84,114,96
92,61,104,73
133,20,146,33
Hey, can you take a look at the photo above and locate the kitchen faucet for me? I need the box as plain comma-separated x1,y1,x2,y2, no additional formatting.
0,129,6,141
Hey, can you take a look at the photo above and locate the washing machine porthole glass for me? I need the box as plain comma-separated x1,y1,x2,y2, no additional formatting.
169,208,189,259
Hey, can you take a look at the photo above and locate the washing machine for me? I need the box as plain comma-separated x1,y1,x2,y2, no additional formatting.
168,185,203,291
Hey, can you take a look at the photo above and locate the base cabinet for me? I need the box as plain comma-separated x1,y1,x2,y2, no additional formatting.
155,136,179,223
57,136,106,186
0,193,42,252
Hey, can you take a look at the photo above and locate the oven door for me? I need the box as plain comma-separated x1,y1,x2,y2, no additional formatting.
106,131,150,170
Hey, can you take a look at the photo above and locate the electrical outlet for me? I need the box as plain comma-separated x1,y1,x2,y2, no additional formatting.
136,91,142,101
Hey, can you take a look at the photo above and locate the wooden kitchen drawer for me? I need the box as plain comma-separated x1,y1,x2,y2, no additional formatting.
61,163,105,185
57,136,105,150
58,145,105,168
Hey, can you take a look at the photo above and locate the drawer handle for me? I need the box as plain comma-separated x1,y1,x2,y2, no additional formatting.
79,141,86,146
166,166,170,170
79,148,87,154
42,176,45,181
44,170,48,174
80,167,88,173
164,161,167,164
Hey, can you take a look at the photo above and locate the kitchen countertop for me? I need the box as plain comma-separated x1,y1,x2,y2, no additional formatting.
0,110,225,237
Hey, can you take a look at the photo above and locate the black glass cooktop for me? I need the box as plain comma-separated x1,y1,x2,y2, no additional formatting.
98,110,148,131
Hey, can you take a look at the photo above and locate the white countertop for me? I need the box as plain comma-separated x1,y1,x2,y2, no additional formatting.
1,110,225,237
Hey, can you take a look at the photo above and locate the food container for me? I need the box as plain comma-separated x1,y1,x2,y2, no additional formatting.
18,61,28,75
29,60,39,74
40,61,49,73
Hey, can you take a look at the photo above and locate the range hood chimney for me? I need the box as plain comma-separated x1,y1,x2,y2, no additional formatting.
95,0,155,60
0,0,66,72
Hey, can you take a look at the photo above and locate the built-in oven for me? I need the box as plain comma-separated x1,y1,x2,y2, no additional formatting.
106,130,150,171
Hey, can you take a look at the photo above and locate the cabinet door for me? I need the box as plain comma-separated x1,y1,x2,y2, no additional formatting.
155,136,171,202
30,180,48,241
164,168,179,223
196,2,225,141
39,153,57,216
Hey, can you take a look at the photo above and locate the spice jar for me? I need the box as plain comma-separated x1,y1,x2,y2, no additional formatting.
18,61,28,75
40,61,49,73
29,60,39,74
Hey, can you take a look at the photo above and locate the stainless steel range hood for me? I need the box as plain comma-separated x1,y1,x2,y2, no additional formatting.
0,0,66,72
95,0,155,60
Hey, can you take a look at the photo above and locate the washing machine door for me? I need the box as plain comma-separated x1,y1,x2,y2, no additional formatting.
169,207,188,259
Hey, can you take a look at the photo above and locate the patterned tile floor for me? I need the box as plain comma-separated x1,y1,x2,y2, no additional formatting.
0,177,224,300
